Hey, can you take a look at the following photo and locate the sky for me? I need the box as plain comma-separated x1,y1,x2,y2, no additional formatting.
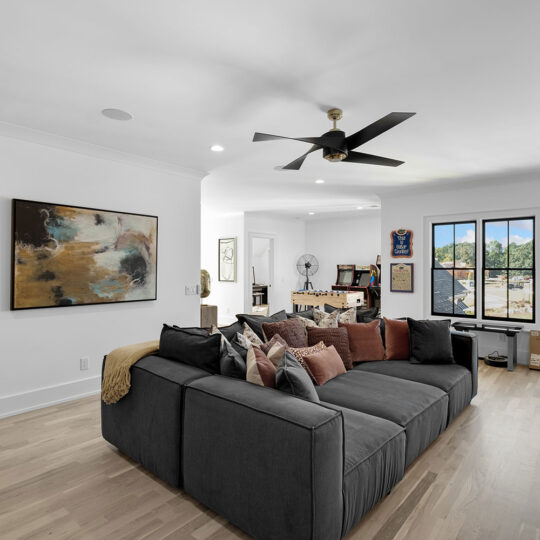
434,219,533,248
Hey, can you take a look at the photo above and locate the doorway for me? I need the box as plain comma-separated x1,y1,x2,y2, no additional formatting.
248,234,274,314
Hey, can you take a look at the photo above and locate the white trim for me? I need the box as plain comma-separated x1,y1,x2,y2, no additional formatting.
245,232,276,313
0,121,208,180
424,206,539,328
0,376,101,419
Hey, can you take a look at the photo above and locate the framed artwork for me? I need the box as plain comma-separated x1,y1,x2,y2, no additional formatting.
11,199,158,310
390,229,413,257
390,263,414,293
218,237,237,282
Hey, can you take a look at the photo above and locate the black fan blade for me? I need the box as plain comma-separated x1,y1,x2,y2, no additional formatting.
343,151,404,167
281,145,320,170
345,112,415,150
253,132,343,150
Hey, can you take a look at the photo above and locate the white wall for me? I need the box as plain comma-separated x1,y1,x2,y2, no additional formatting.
305,213,381,290
244,213,306,313
200,210,245,324
0,131,204,417
380,176,540,364
251,237,271,285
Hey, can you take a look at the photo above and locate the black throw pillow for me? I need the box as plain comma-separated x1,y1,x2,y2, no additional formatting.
407,318,454,364
159,324,222,373
217,321,244,341
275,352,320,403
323,304,379,323
235,310,287,340
287,309,314,320
217,335,246,379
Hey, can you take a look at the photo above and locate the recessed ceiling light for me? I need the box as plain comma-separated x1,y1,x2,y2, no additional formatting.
210,144,225,152
101,108,133,121
315,179,325,184
308,212,315,215
356,206,364,210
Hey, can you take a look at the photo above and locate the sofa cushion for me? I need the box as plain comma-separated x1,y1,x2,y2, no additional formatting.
262,318,307,348
276,352,320,402
321,403,406,536
339,320,385,362
408,318,454,364
383,318,410,360
217,321,244,342
307,326,352,370
236,310,287,340
159,325,222,374
246,346,276,388
210,327,246,379
354,361,473,424
303,345,346,385
287,308,314,320
316,370,448,467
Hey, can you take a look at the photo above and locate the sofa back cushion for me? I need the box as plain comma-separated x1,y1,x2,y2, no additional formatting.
339,320,385,363
262,318,307,348
275,352,320,402
383,318,410,360
303,346,346,386
408,318,454,364
159,324,222,374
246,346,277,387
236,310,287,340
306,326,352,370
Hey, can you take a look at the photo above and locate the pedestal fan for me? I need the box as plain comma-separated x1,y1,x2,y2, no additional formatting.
296,254,319,290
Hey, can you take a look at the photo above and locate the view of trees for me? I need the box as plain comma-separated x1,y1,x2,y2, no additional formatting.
435,242,475,267
485,239,533,268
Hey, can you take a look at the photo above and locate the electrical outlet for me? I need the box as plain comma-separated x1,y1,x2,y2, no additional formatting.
80,357,89,371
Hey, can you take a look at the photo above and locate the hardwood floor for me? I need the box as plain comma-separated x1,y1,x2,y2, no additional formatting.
1,363,539,540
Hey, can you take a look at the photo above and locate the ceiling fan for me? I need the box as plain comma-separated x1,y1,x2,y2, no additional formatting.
253,109,415,170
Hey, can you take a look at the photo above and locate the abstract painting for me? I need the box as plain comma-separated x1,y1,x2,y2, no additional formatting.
11,199,158,310
218,237,237,282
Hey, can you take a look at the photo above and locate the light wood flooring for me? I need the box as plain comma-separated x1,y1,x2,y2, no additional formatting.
1,363,539,540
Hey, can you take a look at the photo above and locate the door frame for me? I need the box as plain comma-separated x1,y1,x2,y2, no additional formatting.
245,232,276,313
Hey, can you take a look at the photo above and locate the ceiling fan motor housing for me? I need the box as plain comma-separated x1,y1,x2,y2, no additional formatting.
322,130,348,162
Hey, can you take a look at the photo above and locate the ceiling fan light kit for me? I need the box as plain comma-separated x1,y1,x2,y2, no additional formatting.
253,109,415,170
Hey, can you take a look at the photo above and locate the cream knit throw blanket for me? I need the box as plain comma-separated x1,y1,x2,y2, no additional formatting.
101,340,159,405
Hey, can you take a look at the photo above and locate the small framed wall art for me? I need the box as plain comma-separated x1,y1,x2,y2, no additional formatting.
11,199,158,310
218,237,237,282
390,228,413,257
390,263,414,293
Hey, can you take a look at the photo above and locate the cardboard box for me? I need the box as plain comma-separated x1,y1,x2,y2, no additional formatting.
529,330,540,370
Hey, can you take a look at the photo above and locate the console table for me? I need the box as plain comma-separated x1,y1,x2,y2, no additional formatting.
452,322,523,371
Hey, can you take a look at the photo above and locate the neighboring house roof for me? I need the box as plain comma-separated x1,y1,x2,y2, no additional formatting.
433,260,469,315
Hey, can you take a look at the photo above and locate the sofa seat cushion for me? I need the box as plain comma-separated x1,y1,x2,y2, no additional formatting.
353,361,473,424
316,371,448,467
322,403,406,537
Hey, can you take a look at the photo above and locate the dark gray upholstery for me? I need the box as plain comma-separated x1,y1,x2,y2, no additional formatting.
322,403,406,537
316,370,448,467
354,361,472,424
451,331,478,397
183,376,344,540
101,355,210,487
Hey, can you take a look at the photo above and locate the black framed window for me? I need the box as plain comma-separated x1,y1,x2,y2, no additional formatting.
432,221,476,317
483,217,535,322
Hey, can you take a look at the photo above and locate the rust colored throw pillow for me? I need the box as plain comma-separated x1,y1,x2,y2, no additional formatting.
303,345,346,386
262,318,307,348
289,341,327,381
339,320,385,363
246,346,276,387
383,318,410,360
306,326,352,370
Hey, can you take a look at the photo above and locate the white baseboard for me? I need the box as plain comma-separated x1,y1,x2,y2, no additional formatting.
0,376,101,419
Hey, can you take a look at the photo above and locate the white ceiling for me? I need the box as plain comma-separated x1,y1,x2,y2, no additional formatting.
1,1,539,218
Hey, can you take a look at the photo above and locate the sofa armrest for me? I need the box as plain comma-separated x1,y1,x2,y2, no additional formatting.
182,376,344,540
451,330,478,397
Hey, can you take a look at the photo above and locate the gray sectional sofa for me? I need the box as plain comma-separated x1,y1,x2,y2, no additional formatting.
101,330,477,540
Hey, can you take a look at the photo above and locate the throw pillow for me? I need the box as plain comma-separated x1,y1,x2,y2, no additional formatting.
407,318,454,364
230,333,249,361
303,345,346,385
306,326,353,370
313,308,339,328
287,308,314,320
324,304,379,323
383,318,410,360
159,324,222,373
289,341,327,381
246,346,277,387
236,310,287,340
339,320,385,363
266,342,287,368
262,318,307,348
216,320,244,342
292,315,318,337
243,323,264,346
275,352,320,402
210,327,247,378
260,334,289,355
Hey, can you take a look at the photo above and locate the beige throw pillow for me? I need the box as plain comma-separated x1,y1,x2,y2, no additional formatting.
243,322,264,346
313,309,339,328
337,307,356,325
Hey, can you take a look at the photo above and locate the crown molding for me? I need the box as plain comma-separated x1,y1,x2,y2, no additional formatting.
0,121,208,181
